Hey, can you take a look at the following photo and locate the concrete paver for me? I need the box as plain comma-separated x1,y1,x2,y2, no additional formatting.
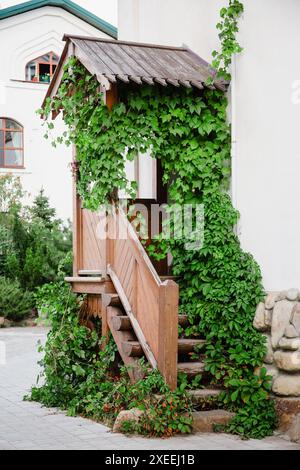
0,327,299,451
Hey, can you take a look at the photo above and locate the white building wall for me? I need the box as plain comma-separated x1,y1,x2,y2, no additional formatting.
118,0,300,291
0,6,113,220
0,0,118,25
118,0,224,59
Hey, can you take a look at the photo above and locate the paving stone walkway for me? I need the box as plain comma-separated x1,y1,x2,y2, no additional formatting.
0,327,299,451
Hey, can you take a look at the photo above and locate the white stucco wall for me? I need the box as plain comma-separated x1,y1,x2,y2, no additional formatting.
118,0,300,291
118,0,224,60
0,6,113,220
0,0,118,26
233,0,300,291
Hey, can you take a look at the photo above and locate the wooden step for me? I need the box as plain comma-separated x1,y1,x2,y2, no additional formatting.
122,341,143,358
178,339,205,354
187,389,222,405
65,276,112,294
192,410,235,432
112,315,132,331
154,389,222,404
178,362,205,378
114,314,190,332
122,339,206,358
65,276,103,283
102,294,122,308
107,307,144,383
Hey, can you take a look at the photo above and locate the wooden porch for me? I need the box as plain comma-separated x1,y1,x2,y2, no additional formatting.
44,34,223,389
66,200,180,389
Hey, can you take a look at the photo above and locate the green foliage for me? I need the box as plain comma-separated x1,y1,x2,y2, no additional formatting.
30,188,56,229
222,367,277,438
0,180,72,293
39,55,276,437
209,0,244,82
0,173,25,214
0,276,33,320
41,59,138,209
41,60,231,210
28,282,193,437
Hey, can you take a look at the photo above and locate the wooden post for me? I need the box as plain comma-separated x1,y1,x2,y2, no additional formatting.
101,294,111,345
106,84,118,111
104,84,118,273
106,208,115,269
158,280,179,390
100,293,119,345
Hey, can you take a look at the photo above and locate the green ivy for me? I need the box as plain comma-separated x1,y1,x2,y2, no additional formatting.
39,34,276,436
209,0,244,82
27,281,193,437
40,59,275,437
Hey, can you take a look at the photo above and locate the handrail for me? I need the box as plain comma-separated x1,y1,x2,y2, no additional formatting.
107,203,179,389
117,205,162,285
107,265,157,369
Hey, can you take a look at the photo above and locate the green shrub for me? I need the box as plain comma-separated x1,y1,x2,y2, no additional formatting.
0,276,33,320
0,176,72,291
28,281,193,437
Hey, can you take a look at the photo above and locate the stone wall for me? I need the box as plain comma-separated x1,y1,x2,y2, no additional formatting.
254,290,300,443
253,289,300,397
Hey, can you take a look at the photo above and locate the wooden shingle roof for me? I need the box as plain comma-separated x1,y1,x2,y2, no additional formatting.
45,35,226,105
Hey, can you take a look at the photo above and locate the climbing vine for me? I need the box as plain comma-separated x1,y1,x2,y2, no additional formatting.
40,58,276,438
38,0,277,439
209,0,244,82
28,280,193,437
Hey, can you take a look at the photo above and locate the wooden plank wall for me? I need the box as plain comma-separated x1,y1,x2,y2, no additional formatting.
73,194,106,276
87,294,102,318
81,209,106,273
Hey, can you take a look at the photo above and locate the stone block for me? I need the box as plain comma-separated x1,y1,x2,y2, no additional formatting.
253,303,268,331
271,300,295,348
287,414,300,443
274,351,300,372
113,408,144,433
273,374,300,397
192,410,235,433
275,397,300,432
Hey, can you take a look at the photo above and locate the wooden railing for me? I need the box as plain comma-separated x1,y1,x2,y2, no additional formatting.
107,205,179,389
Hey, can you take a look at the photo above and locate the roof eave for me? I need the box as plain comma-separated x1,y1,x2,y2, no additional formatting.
42,36,227,113
0,0,118,39
41,37,70,110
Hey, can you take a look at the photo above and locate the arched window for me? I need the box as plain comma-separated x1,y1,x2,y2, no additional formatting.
26,52,59,83
0,118,24,169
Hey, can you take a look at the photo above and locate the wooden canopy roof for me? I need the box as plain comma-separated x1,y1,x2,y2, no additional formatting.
44,35,226,107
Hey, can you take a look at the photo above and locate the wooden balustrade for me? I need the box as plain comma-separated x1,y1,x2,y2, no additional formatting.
71,192,179,389
107,205,179,390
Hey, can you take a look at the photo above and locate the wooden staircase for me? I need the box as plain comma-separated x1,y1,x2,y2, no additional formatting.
103,289,234,430
69,201,211,389
104,290,207,385
68,200,233,430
